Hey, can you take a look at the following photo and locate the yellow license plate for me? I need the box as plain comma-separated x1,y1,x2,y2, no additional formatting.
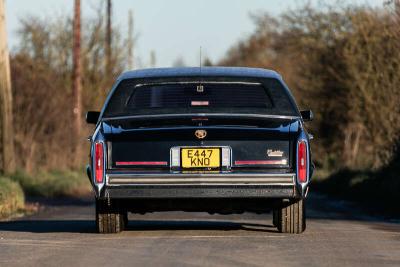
181,148,220,168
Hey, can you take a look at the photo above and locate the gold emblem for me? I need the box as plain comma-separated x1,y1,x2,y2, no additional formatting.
195,130,207,139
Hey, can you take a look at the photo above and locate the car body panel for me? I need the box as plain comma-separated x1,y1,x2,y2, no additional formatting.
87,67,313,214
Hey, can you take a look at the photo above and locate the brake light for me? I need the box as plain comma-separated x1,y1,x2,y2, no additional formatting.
94,142,104,183
297,141,307,183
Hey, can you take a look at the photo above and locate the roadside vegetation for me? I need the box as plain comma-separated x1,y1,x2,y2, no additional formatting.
313,152,400,216
220,2,400,214
0,170,91,219
1,1,399,218
10,171,91,198
0,177,25,219
0,2,122,218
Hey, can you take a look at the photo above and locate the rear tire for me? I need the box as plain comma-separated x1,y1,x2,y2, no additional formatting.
96,199,126,233
275,199,306,234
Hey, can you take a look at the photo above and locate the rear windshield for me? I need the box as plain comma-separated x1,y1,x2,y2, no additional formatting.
102,77,298,117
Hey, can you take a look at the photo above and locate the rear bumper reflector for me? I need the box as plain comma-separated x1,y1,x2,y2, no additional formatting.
235,160,287,165
116,161,168,166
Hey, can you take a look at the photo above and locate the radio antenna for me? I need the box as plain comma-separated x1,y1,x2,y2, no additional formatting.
199,46,202,75
197,46,204,92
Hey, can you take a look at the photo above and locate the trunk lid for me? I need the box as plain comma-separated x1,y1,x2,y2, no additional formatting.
102,116,298,171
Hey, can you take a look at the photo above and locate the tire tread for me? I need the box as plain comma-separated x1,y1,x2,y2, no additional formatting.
275,199,306,234
96,199,125,234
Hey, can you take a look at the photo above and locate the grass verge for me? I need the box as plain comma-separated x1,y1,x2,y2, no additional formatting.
10,170,92,198
313,155,400,216
0,177,25,219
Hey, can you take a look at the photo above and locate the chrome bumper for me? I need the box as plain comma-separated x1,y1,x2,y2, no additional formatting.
98,172,299,199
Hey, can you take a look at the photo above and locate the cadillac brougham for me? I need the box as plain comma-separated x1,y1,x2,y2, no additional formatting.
86,67,314,234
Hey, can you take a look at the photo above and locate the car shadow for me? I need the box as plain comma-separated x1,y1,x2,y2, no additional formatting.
126,220,277,233
0,219,277,234
0,220,96,234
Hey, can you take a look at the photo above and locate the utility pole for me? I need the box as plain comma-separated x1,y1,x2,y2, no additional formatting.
127,9,134,70
395,0,400,50
395,0,400,21
106,0,112,74
0,0,15,174
72,0,82,160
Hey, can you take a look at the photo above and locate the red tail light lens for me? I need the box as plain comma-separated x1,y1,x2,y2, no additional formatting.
94,142,104,183
297,141,307,183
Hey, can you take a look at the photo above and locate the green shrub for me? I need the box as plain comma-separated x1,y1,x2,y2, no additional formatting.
11,170,91,198
0,177,25,219
314,152,400,215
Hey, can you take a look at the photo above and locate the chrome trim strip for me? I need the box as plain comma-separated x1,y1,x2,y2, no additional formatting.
108,179,293,185
102,113,299,122
92,140,106,189
107,173,294,177
134,81,262,87
170,146,232,170
296,129,310,197
106,173,296,186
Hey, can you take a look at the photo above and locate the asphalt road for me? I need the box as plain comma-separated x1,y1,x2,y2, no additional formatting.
0,193,399,267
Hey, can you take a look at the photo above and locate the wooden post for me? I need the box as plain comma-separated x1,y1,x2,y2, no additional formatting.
106,0,112,74
395,0,400,23
127,9,134,70
72,0,82,161
0,0,15,174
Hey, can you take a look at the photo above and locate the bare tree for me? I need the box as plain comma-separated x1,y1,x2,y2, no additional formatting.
72,0,82,159
172,57,186,67
150,50,156,67
127,9,134,70
0,0,15,174
10,6,131,171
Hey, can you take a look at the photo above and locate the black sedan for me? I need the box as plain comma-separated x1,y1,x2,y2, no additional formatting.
86,67,314,234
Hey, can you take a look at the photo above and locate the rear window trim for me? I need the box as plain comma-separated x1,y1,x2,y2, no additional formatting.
124,81,264,109
101,76,300,119
134,81,262,87
125,81,274,111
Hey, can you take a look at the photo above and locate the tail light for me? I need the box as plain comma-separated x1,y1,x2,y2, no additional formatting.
94,142,104,183
297,140,307,183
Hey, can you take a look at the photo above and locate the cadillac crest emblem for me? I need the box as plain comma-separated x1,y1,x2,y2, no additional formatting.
195,130,207,139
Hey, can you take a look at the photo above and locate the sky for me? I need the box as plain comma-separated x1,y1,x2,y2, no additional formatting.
5,0,384,68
